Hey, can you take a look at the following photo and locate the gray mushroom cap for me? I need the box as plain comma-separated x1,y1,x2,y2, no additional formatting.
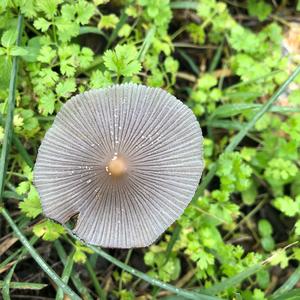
34,83,204,248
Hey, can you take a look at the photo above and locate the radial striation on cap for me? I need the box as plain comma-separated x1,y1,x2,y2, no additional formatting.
34,83,204,248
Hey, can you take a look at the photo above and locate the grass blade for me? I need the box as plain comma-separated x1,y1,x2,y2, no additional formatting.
0,14,23,201
198,264,263,295
0,281,47,290
2,190,23,200
54,240,93,300
163,224,181,266
206,120,246,131
85,258,106,299
2,235,39,298
67,230,222,300
79,26,108,39
270,266,300,299
55,251,74,300
271,289,300,300
224,65,300,152
208,40,224,72
177,49,199,76
119,249,133,292
225,70,281,91
210,103,300,120
137,27,156,62
0,114,33,168
0,236,38,273
124,27,156,84
105,10,128,50
2,262,17,300
12,134,34,168
0,208,81,300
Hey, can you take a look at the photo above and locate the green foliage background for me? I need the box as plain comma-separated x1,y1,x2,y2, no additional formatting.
0,0,300,299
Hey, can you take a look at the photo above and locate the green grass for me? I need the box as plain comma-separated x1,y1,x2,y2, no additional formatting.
0,208,81,300
2,49,299,297
0,15,23,201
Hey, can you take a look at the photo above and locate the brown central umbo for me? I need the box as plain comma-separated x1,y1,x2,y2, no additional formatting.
106,156,127,177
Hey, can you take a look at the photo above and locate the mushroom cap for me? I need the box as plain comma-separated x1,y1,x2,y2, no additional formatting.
34,83,204,248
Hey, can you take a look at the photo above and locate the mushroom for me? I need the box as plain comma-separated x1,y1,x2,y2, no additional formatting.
34,83,204,248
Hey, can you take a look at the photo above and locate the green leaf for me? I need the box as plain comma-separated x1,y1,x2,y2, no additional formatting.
247,0,272,21
78,47,94,68
264,158,298,187
16,181,30,195
256,269,270,289
16,108,40,137
17,0,37,18
216,152,252,193
0,0,8,10
37,0,63,19
118,24,132,37
37,45,56,64
144,251,155,266
241,181,257,205
255,114,271,131
33,18,51,32
103,44,141,77
73,241,93,264
147,68,164,87
90,70,112,88
11,46,28,56
269,249,289,268
288,90,300,105
75,0,95,24
261,236,275,252
33,220,65,241
258,219,273,237
19,185,42,218
1,29,17,48
252,288,267,300
38,69,59,87
273,196,300,217
98,14,119,29
198,74,217,90
0,56,12,89
164,57,179,74
229,26,260,54
187,23,205,44
39,92,56,116
55,78,76,98
22,37,42,62
55,18,80,42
